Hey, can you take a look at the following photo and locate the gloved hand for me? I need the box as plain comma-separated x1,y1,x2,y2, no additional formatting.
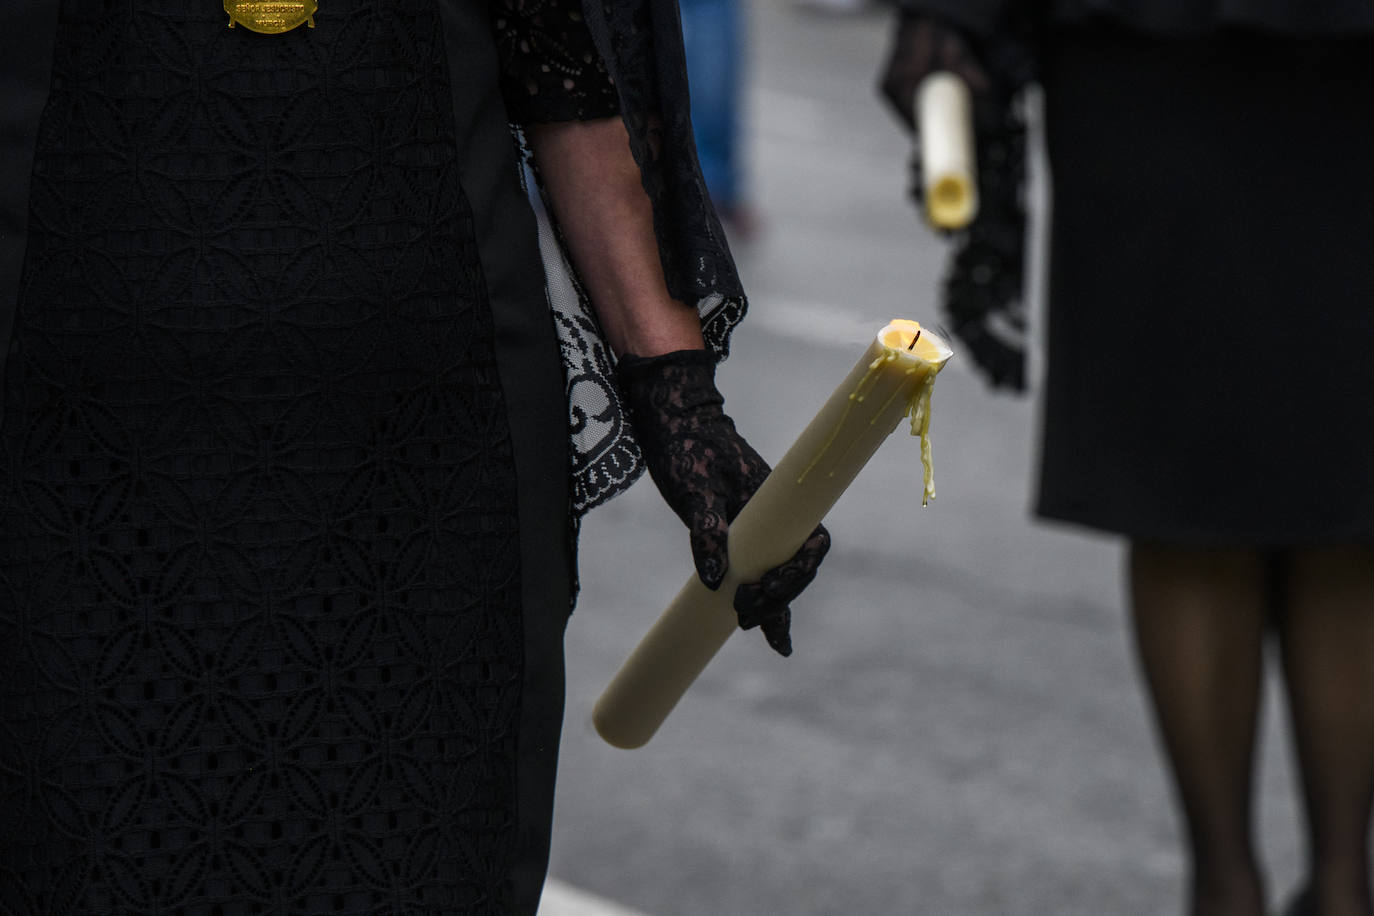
879,13,992,131
616,348,831,657
877,11,1034,390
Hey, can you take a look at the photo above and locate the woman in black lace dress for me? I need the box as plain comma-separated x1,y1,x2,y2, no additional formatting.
0,1,827,913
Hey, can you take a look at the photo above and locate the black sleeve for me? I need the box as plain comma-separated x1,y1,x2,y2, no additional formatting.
490,0,622,122
898,0,1012,36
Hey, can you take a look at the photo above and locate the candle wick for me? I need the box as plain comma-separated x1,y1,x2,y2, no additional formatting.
907,330,922,351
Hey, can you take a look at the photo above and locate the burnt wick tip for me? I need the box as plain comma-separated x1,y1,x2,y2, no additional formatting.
907,330,922,351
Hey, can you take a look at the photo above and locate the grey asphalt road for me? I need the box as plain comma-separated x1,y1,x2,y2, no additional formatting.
544,1,1307,912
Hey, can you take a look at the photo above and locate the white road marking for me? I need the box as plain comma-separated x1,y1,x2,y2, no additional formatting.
538,878,652,916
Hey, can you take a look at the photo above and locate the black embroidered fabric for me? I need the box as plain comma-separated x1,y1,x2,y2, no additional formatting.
615,350,830,657
528,202,648,515
0,2,580,912
491,0,621,123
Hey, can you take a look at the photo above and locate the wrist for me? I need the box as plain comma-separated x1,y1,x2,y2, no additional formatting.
615,349,725,435
607,305,706,359
616,347,715,376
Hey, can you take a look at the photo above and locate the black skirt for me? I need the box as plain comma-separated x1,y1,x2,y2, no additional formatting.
1035,25,1374,544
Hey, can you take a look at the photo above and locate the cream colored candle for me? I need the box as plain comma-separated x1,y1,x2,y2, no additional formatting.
917,72,978,229
593,320,953,749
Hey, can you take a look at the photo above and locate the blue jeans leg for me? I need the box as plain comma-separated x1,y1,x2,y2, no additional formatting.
680,0,742,208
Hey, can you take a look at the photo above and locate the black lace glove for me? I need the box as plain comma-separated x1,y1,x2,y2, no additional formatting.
879,13,992,131
616,349,831,657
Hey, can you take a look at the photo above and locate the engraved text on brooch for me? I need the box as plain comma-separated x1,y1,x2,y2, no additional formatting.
225,1,318,33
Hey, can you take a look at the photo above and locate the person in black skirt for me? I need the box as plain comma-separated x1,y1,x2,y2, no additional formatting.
0,2,828,914
881,3,1374,915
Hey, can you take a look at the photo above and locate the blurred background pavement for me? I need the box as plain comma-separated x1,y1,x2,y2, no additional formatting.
539,0,1306,912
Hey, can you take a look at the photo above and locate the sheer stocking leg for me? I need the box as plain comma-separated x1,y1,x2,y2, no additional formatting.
1129,542,1269,916
1277,546,1374,916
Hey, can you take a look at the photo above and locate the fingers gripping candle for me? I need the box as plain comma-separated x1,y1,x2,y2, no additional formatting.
917,72,978,229
593,321,953,749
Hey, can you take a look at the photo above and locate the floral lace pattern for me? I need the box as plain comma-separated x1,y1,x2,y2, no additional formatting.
0,2,544,912
528,200,646,514
615,350,830,657
492,0,621,123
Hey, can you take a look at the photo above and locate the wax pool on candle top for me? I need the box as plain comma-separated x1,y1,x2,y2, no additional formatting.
881,318,939,357
801,319,942,504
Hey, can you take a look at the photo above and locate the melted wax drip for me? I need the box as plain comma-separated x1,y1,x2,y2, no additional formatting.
797,347,938,505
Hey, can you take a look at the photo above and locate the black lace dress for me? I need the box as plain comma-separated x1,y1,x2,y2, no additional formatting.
0,1,644,913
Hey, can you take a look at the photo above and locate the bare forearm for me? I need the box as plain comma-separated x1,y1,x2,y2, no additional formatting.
527,117,704,357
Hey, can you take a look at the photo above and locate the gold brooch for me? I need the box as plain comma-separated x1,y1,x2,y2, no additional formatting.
225,1,318,33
